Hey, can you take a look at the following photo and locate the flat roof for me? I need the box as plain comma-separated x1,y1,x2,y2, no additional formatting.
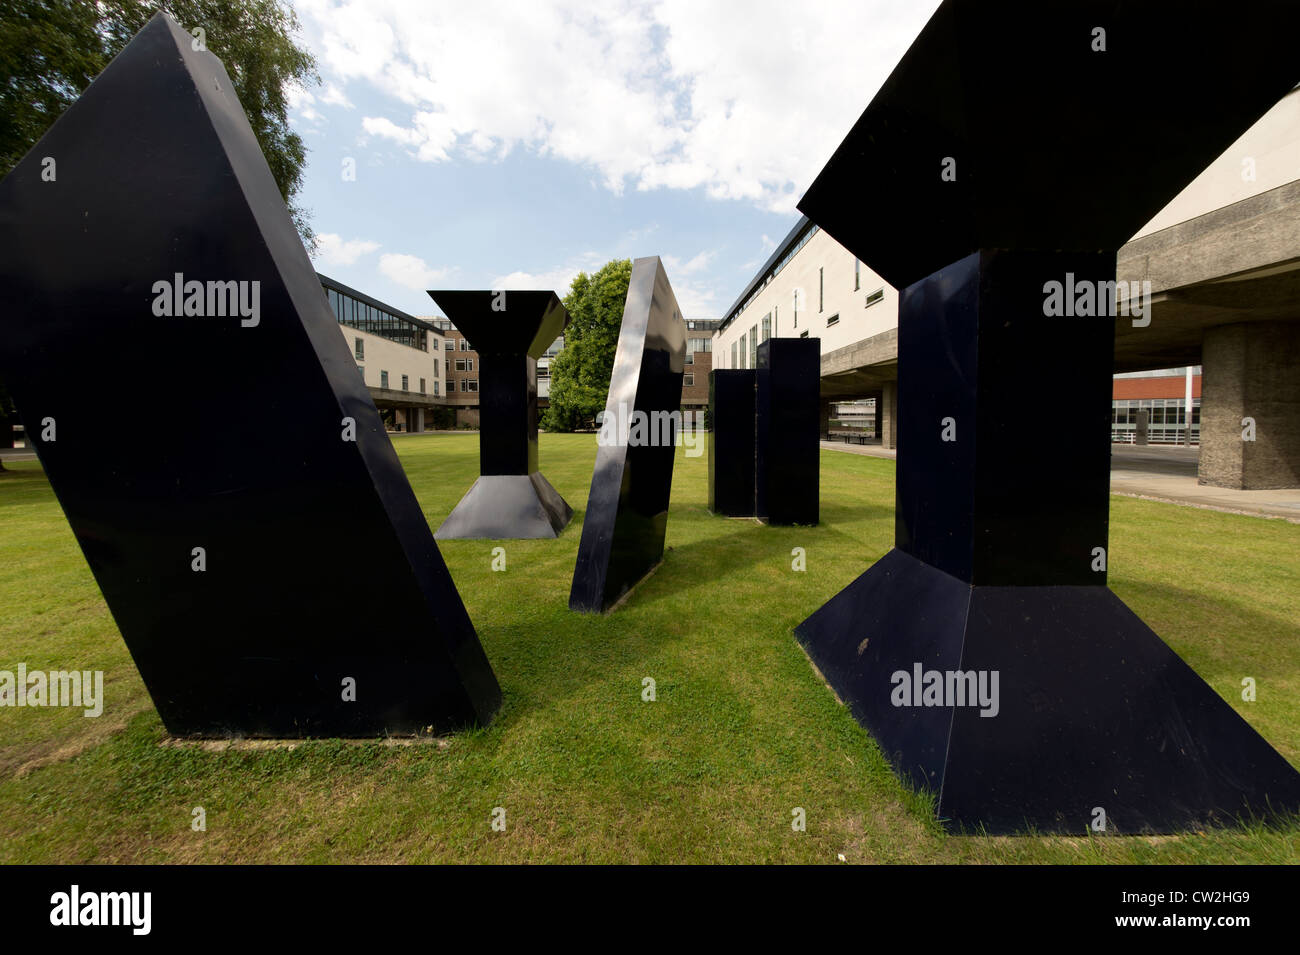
717,215,815,334
316,272,444,335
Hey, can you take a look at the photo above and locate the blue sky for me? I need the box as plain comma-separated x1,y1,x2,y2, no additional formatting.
286,0,940,321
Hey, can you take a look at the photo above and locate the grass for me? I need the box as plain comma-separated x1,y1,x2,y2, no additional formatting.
0,433,1297,863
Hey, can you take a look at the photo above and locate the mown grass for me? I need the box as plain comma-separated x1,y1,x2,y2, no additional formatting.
0,434,1296,863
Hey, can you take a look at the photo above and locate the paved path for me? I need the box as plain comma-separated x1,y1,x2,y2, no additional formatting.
822,440,1300,522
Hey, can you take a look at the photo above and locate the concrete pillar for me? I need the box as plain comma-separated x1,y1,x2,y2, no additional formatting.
1134,409,1148,445
414,408,425,433
1200,321,1300,490
880,380,898,450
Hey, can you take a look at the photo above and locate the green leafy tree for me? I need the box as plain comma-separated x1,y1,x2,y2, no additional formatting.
543,259,632,432
1,0,319,247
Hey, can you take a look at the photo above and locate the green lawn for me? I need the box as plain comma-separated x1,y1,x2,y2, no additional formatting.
0,434,1297,863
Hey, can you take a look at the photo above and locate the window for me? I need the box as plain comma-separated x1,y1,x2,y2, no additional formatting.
800,330,809,339
731,341,738,369
826,313,839,327
687,338,712,353
773,305,778,338
431,338,439,351
465,379,478,393
762,313,771,342
455,358,468,372
855,258,861,291
445,358,450,373
749,325,758,367
819,267,824,312
685,352,694,364
460,339,469,351
865,287,885,308
433,380,440,396
419,377,426,395
466,358,474,372
354,337,364,361
401,374,409,392
684,373,694,387
357,365,365,381
739,333,747,368
793,289,799,328
380,370,389,389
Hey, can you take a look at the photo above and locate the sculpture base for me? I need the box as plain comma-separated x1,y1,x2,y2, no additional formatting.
435,473,573,540
794,548,1300,834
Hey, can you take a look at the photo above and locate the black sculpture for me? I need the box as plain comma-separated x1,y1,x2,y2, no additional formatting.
427,291,572,539
0,14,501,737
707,369,755,516
794,0,1300,832
570,257,686,612
756,338,820,526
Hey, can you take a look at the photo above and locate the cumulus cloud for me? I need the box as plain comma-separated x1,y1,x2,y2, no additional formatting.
313,233,380,266
379,252,452,290
293,0,939,211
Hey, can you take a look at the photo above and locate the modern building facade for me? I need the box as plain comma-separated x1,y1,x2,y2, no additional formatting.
715,85,1300,489
319,273,448,432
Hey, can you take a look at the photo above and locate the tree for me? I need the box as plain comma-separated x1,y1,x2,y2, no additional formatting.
543,259,632,432
1,0,319,248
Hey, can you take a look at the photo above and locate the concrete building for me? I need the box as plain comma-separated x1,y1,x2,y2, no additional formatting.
319,273,448,432
716,86,1300,489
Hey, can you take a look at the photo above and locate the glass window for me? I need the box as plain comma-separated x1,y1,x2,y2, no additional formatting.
401,374,409,392
380,370,389,389
420,377,426,395
762,313,771,342
731,341,738,369
750,325,758,367
684,373,694,387
855,258,860,291
354,337,364,361
826,313,839,327
739,333,747,369
455,358,467,372
818,267,824,312
466,379,478,393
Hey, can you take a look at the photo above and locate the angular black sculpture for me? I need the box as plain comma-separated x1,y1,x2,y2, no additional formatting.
794,0,1300,832
570,257,686,612
427,290,572,539
708,369,755,516
0,14,501,737
756,338,819,526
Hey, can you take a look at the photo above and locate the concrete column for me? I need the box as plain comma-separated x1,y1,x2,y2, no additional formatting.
1200,320,1300,489
880,380,898,450
415,408,425,433
1134,409,1148,445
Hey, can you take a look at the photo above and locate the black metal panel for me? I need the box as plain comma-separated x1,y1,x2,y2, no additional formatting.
796,550,1300,834
896,251,1112,586
707,369,755,516
794,0,1300,831
569,257,686,612
0,14,501,737
428,290,572,538
798,0,1300,291
755,338,820,526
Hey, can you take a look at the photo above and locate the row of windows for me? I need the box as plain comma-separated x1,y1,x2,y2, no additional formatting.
327,286,430,351
1112,398,1200,426
362,367,439,396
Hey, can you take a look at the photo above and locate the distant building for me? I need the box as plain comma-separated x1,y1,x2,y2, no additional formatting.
318,273,448,432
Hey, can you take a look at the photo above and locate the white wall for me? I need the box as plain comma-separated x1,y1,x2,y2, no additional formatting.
714,226,898,368
337,324,446,397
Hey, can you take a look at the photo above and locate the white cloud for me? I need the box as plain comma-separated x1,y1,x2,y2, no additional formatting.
313,233,380,266
490,254,605,297
379,252,452,290
663,250,715,276
293,0,940,211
